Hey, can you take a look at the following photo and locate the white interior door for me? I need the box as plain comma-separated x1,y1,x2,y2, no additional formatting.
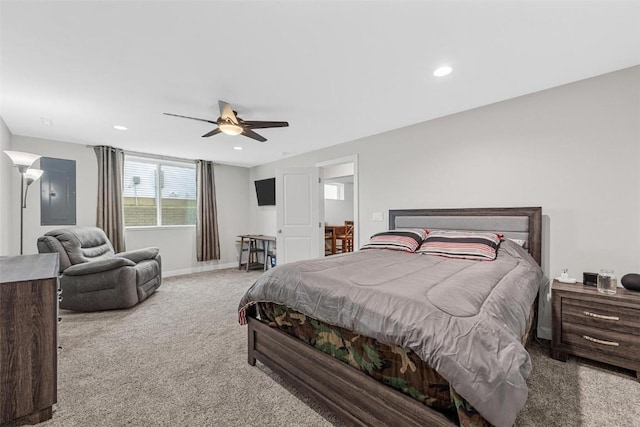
276,167,322,265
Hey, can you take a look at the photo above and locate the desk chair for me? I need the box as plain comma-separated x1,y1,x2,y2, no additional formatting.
336,221,354,253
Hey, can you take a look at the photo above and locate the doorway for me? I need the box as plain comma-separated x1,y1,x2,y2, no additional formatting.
274,156,358,265
317,156,358,256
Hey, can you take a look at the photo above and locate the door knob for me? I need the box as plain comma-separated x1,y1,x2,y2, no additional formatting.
277,229,282,234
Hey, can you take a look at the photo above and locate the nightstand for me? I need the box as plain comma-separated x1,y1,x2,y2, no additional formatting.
551,280,640,380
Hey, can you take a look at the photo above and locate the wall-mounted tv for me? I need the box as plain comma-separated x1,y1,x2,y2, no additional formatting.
254,177,276,206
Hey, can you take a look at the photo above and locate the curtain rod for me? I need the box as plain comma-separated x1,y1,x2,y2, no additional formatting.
124,149,197,164
88,145,202,164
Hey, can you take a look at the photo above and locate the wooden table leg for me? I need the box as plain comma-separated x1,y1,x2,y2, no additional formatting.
332,232,336,255
238,236,245,270
263,241,270,271
246,238,254,272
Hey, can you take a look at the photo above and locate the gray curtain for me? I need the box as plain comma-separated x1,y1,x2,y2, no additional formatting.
196,160,220,261
94,145,126,252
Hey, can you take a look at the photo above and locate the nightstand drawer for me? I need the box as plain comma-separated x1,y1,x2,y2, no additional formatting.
552,281,640,378
562,298,640,336
562,321,640,363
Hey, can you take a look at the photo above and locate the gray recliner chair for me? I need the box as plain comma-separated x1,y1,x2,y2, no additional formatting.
37,227,162,312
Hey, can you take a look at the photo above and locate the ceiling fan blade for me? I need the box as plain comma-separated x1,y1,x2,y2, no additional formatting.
202,128,222,138
242,120,289,129
163,113,217,124
241,129,267,142
218,100,239,124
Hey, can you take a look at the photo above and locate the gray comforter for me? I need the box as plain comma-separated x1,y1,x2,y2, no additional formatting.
238,240,543,427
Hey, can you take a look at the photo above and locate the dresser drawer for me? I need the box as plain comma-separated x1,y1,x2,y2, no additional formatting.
562,298,640,336
562,321,640,363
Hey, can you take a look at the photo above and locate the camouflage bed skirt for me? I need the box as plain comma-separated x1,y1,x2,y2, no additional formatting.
257,302,492,427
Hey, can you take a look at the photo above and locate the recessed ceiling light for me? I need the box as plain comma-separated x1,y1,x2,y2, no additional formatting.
113,125,128,131
433,66,453,77
233,146,243,151
41,117,52,126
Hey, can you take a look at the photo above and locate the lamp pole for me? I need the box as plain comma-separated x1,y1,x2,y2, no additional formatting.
3,151,43,255
20,173,24,255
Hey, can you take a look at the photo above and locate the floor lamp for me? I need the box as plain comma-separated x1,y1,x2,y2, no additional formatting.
3,150,43,255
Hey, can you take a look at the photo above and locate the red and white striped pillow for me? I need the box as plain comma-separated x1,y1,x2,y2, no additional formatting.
361,228,428,253
416,230,501,261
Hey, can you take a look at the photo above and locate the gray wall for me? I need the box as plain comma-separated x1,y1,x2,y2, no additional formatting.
0,117,13,255
250,66,640,337
8,135,250,275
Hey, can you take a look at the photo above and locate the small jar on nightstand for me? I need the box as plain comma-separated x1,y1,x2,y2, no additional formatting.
597,269,617,295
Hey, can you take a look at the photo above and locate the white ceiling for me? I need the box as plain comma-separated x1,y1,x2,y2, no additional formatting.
2,1,639,167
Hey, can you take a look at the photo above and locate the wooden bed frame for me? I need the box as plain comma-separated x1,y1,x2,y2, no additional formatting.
247,207,542,427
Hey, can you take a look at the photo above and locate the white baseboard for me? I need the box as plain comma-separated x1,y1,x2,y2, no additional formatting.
163,262,239,278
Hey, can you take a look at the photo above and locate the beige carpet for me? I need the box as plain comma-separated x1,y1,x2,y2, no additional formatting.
27,268,639,426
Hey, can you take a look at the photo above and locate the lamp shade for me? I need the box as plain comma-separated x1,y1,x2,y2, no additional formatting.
3,150,41,173
24,168,44,185
22,168,44,209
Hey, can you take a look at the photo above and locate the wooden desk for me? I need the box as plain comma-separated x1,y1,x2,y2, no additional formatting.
238,235,276,271
1,254,59,425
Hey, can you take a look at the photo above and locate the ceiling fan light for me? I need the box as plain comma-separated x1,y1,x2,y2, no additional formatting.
219,123,243,136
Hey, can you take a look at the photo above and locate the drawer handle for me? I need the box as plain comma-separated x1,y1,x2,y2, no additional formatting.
583,311,619,321
583,335,619,346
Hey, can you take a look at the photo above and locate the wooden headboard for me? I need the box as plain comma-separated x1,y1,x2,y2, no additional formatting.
388,207,542,266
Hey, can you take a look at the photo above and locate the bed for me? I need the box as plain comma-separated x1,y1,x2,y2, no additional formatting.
239,207,543,427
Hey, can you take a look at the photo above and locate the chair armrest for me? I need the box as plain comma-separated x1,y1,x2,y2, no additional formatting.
116,247,160,263
63,258,136,276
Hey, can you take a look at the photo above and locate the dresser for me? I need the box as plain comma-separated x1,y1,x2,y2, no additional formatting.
551,280,640,380
0,254,59,424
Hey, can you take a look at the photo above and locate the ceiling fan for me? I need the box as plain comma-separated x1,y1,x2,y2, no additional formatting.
164,100,289,142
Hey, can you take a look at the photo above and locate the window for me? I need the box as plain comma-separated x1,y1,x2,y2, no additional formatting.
123,156,196,227
324,183,344,200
